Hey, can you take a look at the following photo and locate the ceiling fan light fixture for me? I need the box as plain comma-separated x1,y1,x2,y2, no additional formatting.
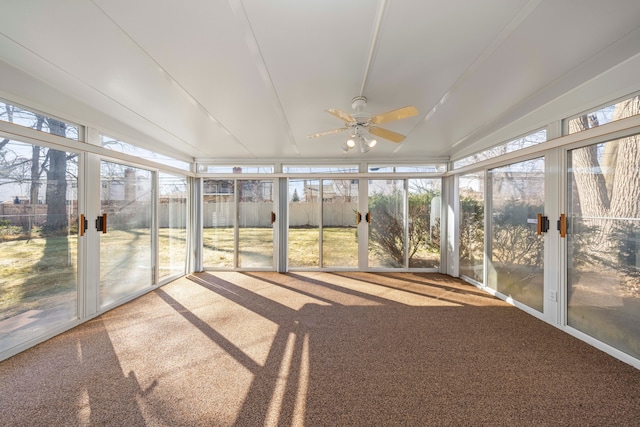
359,139,371,153
308,97,418,153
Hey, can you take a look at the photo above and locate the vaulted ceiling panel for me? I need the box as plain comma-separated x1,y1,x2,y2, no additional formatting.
92,0,299,159
367,0,532,157
0,1,639,162
241,0,380,158
407,0,640,156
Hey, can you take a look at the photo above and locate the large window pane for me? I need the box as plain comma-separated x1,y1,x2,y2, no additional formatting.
368,164,446,173
368,179,405,268
100,162,153,307
284,166,358,174
158,173,187,280
0,101,79,140
567,94,640,134
289,179,319,267
0,140,78,353
567,135,640,359
322,179,358,268
453,129,547,169
459,171,485,283
100,135,190,171
238,180,274,268
198,165,274,174
202,179,235,268
488,158,545,312
408,179,440,268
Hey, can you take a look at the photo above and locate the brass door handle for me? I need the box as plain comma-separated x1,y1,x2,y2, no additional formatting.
96,214,107,234
537,213,549,235
559,213,567,238
79,214,86,236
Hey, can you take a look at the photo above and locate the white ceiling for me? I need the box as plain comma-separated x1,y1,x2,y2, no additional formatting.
1,0,640,163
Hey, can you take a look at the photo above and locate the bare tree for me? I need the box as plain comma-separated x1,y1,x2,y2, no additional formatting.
568,96,640,292
570,96,640,236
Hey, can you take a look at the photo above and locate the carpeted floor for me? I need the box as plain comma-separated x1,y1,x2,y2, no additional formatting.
1,272,639,426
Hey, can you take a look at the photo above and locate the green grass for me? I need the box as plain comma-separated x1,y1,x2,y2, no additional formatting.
158,228,188,278
0,233,77,319
0,227,165,318
1,226,440,320
201,227,361,268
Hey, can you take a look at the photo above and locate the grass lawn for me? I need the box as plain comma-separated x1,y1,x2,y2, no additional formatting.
0,227,186,318
0,233,77,320
1,226,439,320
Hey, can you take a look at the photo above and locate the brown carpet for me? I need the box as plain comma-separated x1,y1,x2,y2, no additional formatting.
1,272,639,426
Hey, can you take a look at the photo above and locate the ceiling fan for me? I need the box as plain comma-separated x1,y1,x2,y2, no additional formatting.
307,96,419,152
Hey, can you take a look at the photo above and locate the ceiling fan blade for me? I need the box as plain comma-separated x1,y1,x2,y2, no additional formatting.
369,126,406,143
307,127,349,139
370,106,419,124
326,108,355,123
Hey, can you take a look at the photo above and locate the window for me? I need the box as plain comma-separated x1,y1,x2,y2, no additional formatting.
100,135,191,171
368,165,446,173
0,100,80,140
459,171,484,283
158,173,188,281
0,138,79,353
284,165,358,174
566,93,640,134
198,165,274,174
453,129,547,169
567,135,640,360
488,157,545,312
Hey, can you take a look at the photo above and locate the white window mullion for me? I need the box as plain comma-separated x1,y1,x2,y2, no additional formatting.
83,153,101,318
318,179,324,268
404,180,409,269
234,179,239,269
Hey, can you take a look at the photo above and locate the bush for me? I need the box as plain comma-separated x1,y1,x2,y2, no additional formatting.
368,190,440,265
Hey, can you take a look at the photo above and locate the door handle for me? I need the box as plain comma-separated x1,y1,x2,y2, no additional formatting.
79,214,87,236
357,212,362,224
366,212,371,224
557,213,567,238
537,213,549,235
95,214,107,234
271,211,276,224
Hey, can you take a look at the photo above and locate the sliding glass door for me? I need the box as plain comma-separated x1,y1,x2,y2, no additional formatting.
0,140,79,353
288,179,319,268
323,179,359,268
202,178,275,269
288,178,359,268
99,161,153,307
158,173,188,281
368,179,405,268
488,157,545,312
238,179,275,268
567,137,640,360
367,179,441,269
459,171,485,283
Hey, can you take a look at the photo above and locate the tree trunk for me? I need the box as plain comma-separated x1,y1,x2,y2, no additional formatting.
571,143,609,218
29,116,45,205
570,96,640,254
43,119,68,233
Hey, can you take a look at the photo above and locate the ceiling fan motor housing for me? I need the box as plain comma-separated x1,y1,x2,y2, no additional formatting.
351,96,367,112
